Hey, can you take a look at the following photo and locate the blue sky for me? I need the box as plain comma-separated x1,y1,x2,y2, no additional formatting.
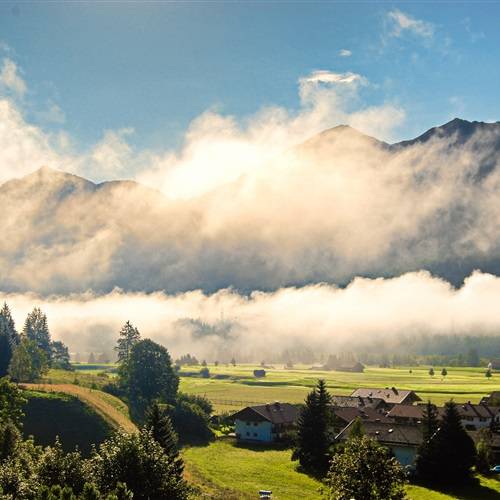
0,1,499,153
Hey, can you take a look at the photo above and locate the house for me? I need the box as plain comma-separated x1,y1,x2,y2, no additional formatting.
232,402,298,443
480,391,500,406
330,395,387,410
388,401,500,431
331,406,392,433
335,361,365,373
336,420,423,466
350,387,421,407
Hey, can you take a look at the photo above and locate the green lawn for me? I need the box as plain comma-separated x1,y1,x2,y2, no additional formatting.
183,440,500,500
179,364,500,412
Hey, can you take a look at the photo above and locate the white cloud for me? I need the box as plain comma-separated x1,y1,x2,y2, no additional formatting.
387,10,434,39
2,271,500,360
301,70,366,85
338,49,352,57
0,58,27,97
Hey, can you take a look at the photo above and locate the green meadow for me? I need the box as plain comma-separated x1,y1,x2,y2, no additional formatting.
178,364,500,412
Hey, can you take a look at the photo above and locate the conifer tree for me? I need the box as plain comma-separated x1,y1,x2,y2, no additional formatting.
417,401,476,484
145,402,184,481
0,303,19,346
115,321,141,364
23,307,52,362
292,379,332,474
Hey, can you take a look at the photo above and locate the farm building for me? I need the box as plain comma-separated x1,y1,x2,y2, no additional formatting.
232,402,298,443
481,391,500,405
336,420,423,466
350,387,421,407
331,406,392,433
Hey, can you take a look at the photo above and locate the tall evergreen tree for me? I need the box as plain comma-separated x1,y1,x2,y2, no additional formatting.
115,321,141,364
0,303,18,377
145,402,184,481
0,324,12,378
422,401,439,441
292,379,332,474
417,401,476,485
0,303,19,347
23,307,52,362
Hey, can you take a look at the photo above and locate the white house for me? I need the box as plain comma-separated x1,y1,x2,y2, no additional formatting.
232,402,298,443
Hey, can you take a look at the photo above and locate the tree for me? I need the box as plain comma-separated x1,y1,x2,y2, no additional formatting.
441,367,447,377
90,428,188,499
476,428,494,473
417,401,476,485
0,303,19,346
114,321,141,364
428,367,434,377
168,393,213,443
145,403,184,481
292,379,332,474
230,357,236,367
486,368,492,379
8,338,48,382
23,307,52,363
51,341,72,370
88,352,96,364
326,436,407,500
0,323,12,378
0,378,26,427
125,339,179,422
0,303,19,377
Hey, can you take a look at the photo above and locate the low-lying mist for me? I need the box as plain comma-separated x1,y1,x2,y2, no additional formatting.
2,270,500,362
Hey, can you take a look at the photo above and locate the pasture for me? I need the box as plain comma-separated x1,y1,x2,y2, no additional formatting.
178,364,500,412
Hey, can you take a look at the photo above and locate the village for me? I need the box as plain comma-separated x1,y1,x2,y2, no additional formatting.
231,386,500,468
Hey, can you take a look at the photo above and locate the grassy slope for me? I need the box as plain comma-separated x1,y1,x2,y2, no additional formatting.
22,390,113,455
183,440,500,500
22,383,137,433
179,364,500,412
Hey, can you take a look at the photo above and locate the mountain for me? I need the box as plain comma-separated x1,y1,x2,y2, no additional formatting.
1,118,500,295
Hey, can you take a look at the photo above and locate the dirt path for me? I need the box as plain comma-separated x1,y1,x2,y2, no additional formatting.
22,383,137,434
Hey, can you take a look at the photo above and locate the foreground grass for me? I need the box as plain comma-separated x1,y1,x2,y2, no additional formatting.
183,440,500,500
183,440,323,499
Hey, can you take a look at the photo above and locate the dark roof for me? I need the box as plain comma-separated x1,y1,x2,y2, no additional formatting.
389,402,498,420
332,406,391,424
330,395,385,409
232,402,298,425
351,387,421,405
336,420,423,447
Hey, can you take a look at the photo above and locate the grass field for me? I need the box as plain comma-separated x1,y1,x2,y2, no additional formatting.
184,440,500,499
178,364,500,412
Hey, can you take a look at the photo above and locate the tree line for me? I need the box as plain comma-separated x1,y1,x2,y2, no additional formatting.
0,304,71,382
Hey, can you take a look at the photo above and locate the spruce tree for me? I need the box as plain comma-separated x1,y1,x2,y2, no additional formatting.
0,303,19,346
417,401,476,485
292,379,332,474
115,321,141,364
145,402,184,480
0,323,12,377
23,307,52,362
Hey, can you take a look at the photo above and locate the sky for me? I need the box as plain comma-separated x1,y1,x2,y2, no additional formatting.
0,1,499,159
2,2,500,355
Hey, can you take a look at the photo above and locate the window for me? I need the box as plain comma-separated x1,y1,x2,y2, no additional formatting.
253,433,257,437
246,431,250,436
254,422,258,426
246,422,251,426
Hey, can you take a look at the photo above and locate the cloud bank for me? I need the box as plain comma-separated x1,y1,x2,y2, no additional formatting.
2,271,500,359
